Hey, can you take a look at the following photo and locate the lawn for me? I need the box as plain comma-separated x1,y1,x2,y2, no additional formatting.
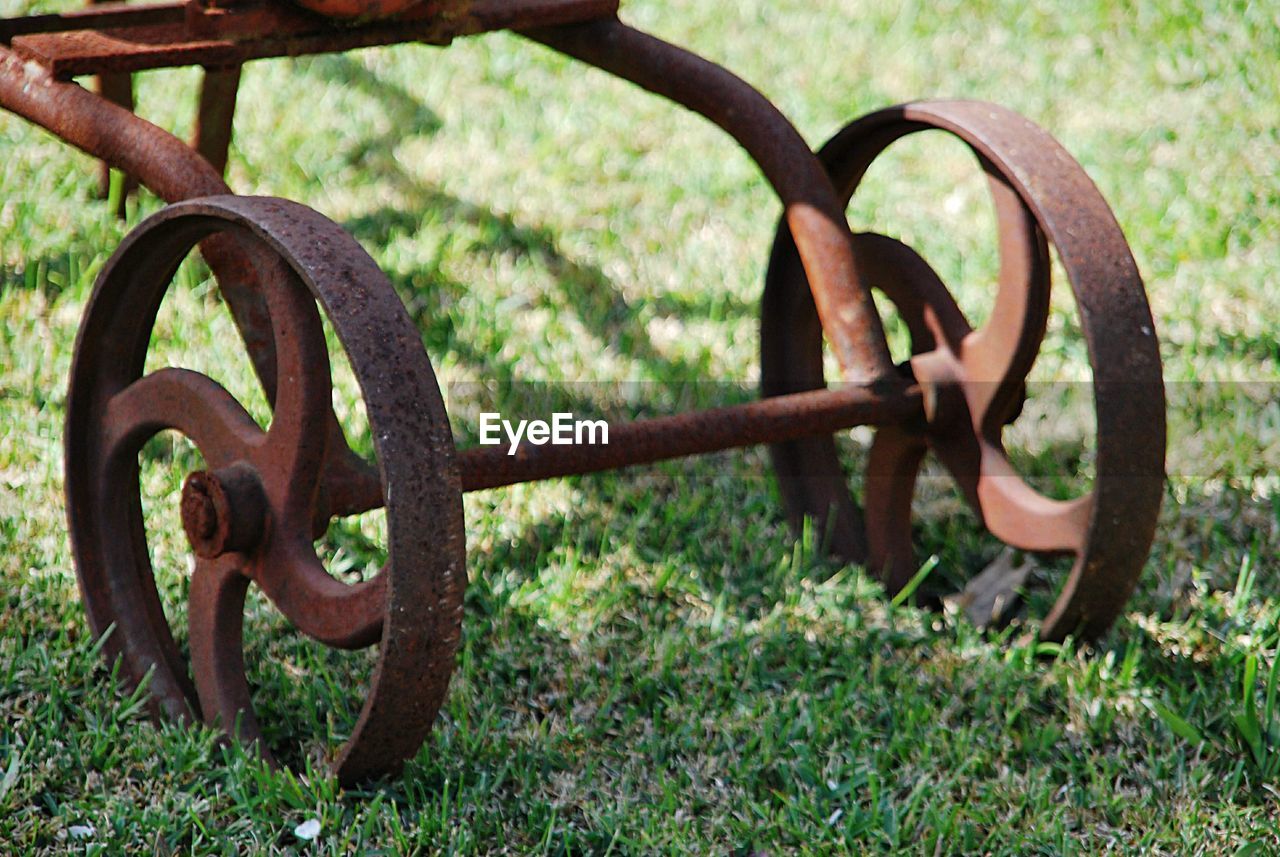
1,0,1278,852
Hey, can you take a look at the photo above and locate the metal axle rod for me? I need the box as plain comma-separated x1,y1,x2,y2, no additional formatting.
457,381,924,491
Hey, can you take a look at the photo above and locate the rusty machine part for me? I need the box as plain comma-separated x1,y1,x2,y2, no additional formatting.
762,101,1166,641
0,0,1167,782
64,196,467,784
288,0,422,21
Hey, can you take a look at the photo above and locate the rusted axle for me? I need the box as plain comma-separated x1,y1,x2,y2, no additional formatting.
457,382,924,492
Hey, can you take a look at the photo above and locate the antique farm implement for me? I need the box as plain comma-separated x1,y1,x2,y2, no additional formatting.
0,0,1166,782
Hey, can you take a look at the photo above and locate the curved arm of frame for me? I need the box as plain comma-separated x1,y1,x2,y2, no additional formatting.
0,49,378,505
0,48,276,386
521,18,894,383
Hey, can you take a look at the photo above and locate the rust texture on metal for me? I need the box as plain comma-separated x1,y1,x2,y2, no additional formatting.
458,383,925,492
65,195,467,785
0,0,1168,784
3,0,620,77
193,64,240,176
763,100,1165,641
0,1,184,39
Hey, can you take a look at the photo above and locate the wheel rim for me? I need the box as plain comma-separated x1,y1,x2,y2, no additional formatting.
762,101,1165,641
65,195,466,782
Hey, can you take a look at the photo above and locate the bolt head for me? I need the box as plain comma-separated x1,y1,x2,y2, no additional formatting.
179,464,267,559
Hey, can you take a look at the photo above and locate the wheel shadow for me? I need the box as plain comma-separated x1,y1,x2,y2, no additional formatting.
341,173,744,390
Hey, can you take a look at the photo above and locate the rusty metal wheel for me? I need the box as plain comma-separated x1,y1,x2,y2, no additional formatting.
64,195,466,783
762,101,1165,641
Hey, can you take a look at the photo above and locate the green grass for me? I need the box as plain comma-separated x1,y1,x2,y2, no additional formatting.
2,0,1279,852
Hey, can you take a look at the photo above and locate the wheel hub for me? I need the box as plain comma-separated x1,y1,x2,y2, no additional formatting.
180,463,267,558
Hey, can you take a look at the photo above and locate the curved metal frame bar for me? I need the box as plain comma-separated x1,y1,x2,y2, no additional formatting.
0,48,276,383
523,18,893,383
0,48,379,511
3,15,897,386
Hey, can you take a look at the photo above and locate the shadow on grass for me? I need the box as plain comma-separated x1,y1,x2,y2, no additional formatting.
343,177,743,385
298,50,748,386
301,54,445,140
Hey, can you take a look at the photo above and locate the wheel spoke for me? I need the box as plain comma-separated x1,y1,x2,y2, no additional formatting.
317,418,384,523
881,249,1094,557
864,424,928,593
855,210,1093,577
188,556,270,756
931,434,1092,554
254,254,333,532
102,368,264,467
849,231,968,357
974,448,1092,552
955,171,1051,433
250,538,385,650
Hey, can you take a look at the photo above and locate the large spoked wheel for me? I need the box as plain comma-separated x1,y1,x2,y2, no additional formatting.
65,195,466,783
762,101,1165,641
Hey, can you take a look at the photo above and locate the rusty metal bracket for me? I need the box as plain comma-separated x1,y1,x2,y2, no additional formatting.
2,0,619,76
